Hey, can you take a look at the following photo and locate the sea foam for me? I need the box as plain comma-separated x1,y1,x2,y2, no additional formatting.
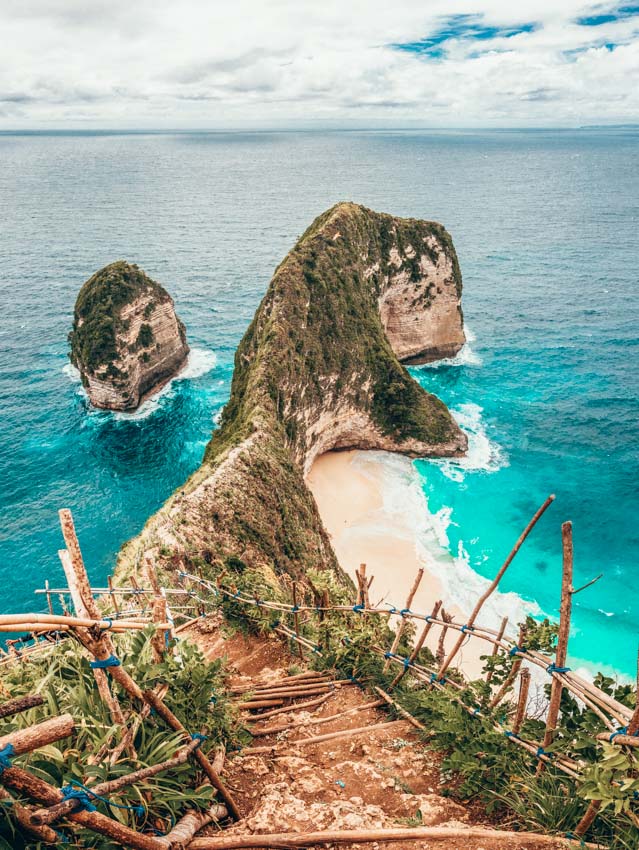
63,348,217,421
421,325,482,368
351,451,539,634
436,402,508,482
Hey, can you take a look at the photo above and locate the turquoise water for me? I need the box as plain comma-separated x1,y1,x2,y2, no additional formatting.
0,130,637,675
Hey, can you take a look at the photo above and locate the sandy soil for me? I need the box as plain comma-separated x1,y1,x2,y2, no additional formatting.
306,451,486,680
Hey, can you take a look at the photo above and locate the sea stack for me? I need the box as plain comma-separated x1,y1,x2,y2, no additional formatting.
68,261,189,411
118,202,467,588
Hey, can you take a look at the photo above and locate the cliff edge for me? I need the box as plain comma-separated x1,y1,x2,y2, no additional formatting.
118,203,467,587
69,261,189,411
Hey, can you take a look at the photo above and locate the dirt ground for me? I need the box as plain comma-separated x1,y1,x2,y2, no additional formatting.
185,620,572,850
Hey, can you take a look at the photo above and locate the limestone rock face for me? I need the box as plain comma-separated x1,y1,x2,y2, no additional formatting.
69,262,189,411
117,203,467,592
378,239,465,364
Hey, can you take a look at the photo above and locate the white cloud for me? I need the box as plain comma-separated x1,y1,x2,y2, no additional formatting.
0,0,638,127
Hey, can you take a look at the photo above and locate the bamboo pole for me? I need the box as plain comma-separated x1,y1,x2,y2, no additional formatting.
142,689,240,820
437,494,555,679
187,825,598,848
389,599,441,690
0,694,44,719
44,579,54,616
31,737,203,825
156,804,228,849
383,568,423,673
0,714,75,756
244,692,333,721
0,766,165,850
373,686,427,732
538,521,574,775
243,719,407,754
108,574,120,615
485,616,508,685
513,668,531,736
291,582,303,660
250,700,385,737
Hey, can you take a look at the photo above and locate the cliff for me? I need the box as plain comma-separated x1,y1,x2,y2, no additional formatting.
69,261,189,411
117,203,467,588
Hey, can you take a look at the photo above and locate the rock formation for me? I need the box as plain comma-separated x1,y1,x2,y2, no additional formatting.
117,203,467,590
69,261,189,411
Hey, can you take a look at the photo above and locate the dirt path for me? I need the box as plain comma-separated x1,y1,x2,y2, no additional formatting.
186,621,570,850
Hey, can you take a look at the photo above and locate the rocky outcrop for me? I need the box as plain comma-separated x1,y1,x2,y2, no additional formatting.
117,203,467,591
69,261,189,411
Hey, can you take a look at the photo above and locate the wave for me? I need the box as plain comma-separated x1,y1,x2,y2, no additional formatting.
63,348,217,422
420,325,482,368
435,402,508,482
351,451,539,634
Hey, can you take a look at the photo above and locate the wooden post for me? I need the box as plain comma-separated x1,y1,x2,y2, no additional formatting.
383,569,423,673
0,714,75,756
0,766,165,850
627,648,639,736
0,694,45,719
537,520,573,774
292,582,303,660
485,616,508,685
436,609,453,665
107,575,120,615
44,580,54,616
389,600,442,690
437,494,555,680
142,689,241,820
512,668,531,736
489,624,527,709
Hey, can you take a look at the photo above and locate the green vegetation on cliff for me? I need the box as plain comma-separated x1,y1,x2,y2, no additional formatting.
119,202,465,596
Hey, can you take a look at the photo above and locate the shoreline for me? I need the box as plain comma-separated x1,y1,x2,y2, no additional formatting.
306,449,490,680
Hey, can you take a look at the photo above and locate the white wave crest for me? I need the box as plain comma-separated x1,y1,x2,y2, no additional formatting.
64,348,217,422
421,325,482,368
351,451,539,633
435,402,508,482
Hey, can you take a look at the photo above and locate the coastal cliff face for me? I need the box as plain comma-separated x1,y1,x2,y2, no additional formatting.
118,203,467,590
69,262,189,411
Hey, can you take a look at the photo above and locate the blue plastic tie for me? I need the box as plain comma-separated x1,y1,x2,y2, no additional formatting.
609,726,628,742
62,781,145,817
384,652,393,659
191,733,207,747
546,663,571,675
100,618,113,631
509,646,524,657
460,624,475,634
400,608,410,616
472,708,481,716
536,747,554,759
291,605,299,613
504,730,517,738
342,636,351,646
210,695,217,705
402,656,411,669
335,780,346,789
352,603,365,613
54,831,70,844
271,619,280,629
90,655,121,669
313,645,322,654
385,604,398,614
429,673,446,685
424,615,433,623
565,833,586,847
0,743,15,774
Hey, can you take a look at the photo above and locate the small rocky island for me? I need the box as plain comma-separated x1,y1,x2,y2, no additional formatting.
68,261,189,411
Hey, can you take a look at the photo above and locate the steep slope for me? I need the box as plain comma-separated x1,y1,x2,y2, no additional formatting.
118,203,467,588
69,261,189,410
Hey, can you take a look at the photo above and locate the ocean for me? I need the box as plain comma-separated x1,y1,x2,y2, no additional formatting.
0,129,637,676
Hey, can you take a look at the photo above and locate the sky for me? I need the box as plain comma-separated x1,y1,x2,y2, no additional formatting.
1,0,638,128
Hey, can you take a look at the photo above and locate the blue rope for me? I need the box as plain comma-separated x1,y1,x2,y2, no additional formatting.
460,624,475,634
313,645,322,654
424,615,433,623
385,604,397,614
90,655,121,669
190,733,207,747
472,708,481,716
0,744,14,774
291,605,299,613
271,619,280,629
99,618,113,631
429,673,446,685
509,645,527,657
504,730,518,739
402,656,410,669
609,726,630,742
400,608,411,616
546,663,571,675
565,832,586,847
536,747,554,759
352,603,365,613
61,780,145,817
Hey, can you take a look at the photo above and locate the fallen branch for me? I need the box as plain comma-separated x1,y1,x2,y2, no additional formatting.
0,694,45,719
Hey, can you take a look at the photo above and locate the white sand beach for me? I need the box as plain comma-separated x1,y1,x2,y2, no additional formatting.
306,449,493,680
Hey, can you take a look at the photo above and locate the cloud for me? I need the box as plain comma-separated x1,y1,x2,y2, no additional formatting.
0,0,638,127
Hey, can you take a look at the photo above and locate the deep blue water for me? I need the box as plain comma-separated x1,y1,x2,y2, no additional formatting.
0,129,637,674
